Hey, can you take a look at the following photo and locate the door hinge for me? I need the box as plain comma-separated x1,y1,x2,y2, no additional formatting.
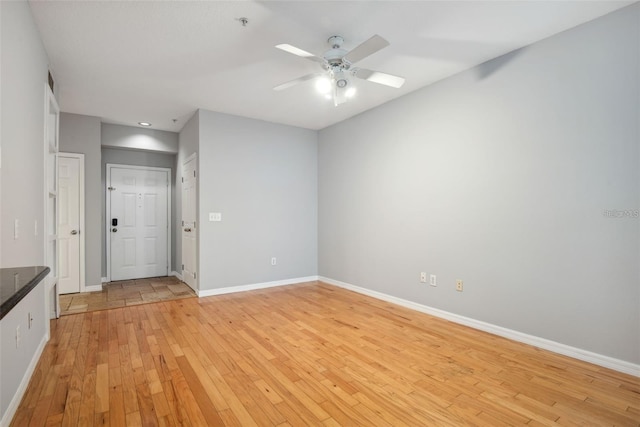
193,170,196,177
182,220,184,226
193,272,196,279
193,221,196,228
181,177,184,183
182,264,184,270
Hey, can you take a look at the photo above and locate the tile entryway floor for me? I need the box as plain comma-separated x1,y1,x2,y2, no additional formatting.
59,276,197,315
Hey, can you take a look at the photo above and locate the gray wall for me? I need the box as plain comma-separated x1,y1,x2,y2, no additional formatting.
102,123,178,153
1,1,49,268
176,112,199,285
59,113,102,288
101,147,177,275
318,4,639,364
197,110,318,290
0,1,50,422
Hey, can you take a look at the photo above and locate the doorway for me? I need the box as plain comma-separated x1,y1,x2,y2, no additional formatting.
58,153,85,294
106,164,171,281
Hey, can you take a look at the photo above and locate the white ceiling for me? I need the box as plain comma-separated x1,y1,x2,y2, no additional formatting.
29,1,633,132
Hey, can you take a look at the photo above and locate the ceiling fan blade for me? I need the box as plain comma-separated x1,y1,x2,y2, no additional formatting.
343,34,390,65
273,72,324,91
275,44,326,64
354,68,405,88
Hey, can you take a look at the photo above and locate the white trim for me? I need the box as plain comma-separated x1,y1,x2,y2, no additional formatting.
101,277,108,283
319,276,640,377
0,335,48,427
58,153,86,293
197,276,319,298
84,285,103,292
43,84,60,324
106,164,172,282
171,271,183,281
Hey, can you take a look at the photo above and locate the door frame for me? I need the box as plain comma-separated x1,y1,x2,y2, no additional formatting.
58,152,86,292
105,164,172,283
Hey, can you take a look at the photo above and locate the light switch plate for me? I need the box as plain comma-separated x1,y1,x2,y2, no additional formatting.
209,212,222,222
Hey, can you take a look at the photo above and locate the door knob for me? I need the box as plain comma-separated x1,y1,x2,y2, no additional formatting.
112,228,117,232
70,230,78,235
184,228,192,232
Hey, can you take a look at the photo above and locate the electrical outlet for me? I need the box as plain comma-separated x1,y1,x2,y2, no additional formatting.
271,257,277,266
209,212,222,222
430,274,437,287
420,272,427,283
456,279,463,292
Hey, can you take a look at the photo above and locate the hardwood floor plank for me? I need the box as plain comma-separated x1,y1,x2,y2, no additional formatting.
95,363,109,413
11,281,639,426
135,382,158,426
108,384,126,427
125,411,143,427
174,355,227,425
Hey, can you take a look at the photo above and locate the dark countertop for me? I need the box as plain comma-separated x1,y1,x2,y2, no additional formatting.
0,266,50,320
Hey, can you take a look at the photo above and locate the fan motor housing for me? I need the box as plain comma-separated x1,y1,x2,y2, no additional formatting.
324,48,347,66
325,35,349,68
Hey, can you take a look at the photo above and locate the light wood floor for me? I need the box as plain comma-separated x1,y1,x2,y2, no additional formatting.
12,281,639,426
59,277,197,315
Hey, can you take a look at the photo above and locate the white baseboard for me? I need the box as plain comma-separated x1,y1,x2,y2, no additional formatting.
198,276,319,298
171,271,183,281
0,334,48,427
101,277,108,283
84,284,102,292
319,276,640,377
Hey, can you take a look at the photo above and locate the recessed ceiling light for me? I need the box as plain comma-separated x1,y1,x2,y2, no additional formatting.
138,122,152,127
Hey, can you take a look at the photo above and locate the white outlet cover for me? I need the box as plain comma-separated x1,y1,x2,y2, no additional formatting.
209,212,222,222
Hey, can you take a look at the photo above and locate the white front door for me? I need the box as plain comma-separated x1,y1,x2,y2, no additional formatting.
181,155,197,290
58,155,83,294
109,166,169,281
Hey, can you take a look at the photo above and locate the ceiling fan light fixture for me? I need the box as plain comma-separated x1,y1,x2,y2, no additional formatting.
345,87,357,98
315,78,332,94
336,78,348,88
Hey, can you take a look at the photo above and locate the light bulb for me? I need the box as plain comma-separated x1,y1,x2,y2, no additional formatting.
315,78,331,94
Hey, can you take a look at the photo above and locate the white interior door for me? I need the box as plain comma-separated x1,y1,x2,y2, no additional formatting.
181,155,197,290
58,155,83,294
109,166,169,281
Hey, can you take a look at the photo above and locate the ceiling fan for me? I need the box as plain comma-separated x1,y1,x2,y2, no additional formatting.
274,34,405,106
